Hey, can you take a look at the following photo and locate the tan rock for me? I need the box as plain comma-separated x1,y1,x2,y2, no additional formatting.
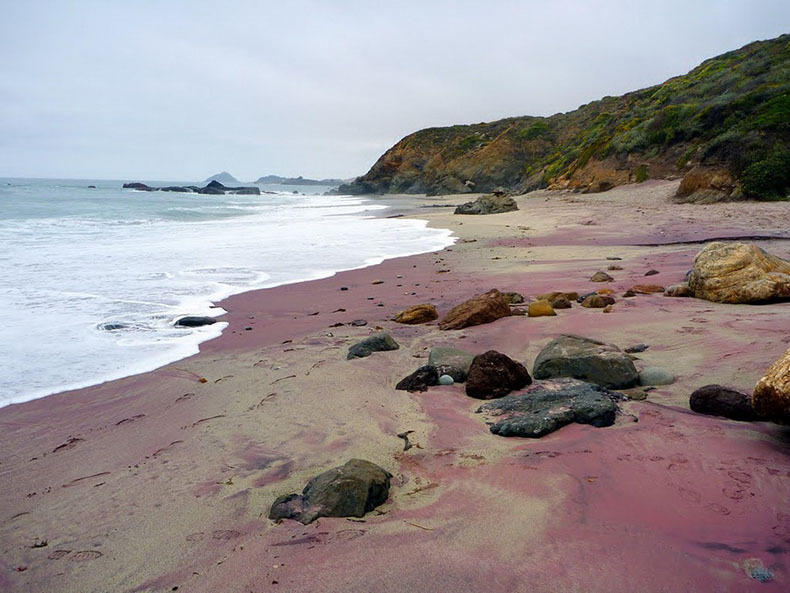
675,166,739,203
631,284,665,294
581,295,616,308
688,242,790,304
393,304,438,325
602,305,613,313
664,283,692,297
590,271,614,282
597,288,614,295
752,348,790,424
438,289,511,330
528,300,556,317
537,291,579,302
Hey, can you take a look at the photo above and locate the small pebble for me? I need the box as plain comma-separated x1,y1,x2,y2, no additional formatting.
606,256,622,260
340,286,349,291
245,326,253,330
372,280,384,285
350,319,367,326
625,344,649,353
438,374,454,386
645,269,660,276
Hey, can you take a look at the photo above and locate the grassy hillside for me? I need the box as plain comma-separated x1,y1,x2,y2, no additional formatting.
340,34,790,200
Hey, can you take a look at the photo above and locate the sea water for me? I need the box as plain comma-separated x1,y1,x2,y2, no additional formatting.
0,178,454,407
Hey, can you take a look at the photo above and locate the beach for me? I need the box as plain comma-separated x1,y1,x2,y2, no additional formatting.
1,179,789,592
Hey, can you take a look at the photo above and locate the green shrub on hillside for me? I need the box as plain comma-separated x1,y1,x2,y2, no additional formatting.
739,147,790,199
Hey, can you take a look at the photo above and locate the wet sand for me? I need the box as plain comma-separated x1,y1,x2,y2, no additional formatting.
1,180,789,592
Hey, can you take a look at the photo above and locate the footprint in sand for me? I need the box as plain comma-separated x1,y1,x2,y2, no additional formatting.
48,550,71,560
678,486,702,503
69,550,103,561
185,533,205,542
727,471,752,485
705,502,731,515
723,486,746,500
211,530,241,540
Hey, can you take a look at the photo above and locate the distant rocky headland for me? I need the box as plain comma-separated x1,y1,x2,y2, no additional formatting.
122,180,261,195
339,34,790,201
255,174,345,186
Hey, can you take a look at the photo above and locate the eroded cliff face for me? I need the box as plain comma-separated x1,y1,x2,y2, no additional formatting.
340,34,790,199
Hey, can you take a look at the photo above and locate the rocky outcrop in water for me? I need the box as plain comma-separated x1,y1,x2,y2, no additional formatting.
123,180,261,195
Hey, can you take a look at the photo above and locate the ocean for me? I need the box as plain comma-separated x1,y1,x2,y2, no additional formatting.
0,178,454,407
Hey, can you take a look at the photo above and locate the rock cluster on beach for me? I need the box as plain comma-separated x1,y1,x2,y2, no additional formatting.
454,192,518,215
122,180,261,195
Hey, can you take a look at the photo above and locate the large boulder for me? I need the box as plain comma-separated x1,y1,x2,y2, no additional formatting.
687,242,790,304
465,350,532,399
752,348,790,424
689,385,758,421
428,346,475,382
347,332,399,359
454,194,518,215
532,334,638,389
438,289,511,330
392,304,438,324
674,166,739,203
395,365,439,392
477,378,621,438
269,459,391,524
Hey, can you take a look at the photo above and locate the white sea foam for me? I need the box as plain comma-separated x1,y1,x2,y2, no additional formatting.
0,179,454,407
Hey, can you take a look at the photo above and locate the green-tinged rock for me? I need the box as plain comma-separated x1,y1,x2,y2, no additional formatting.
638,366,675,386
428,346,475,382
533,334,638,389
347,332,400,359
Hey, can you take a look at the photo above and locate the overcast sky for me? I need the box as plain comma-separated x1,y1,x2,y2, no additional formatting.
1,1,788,182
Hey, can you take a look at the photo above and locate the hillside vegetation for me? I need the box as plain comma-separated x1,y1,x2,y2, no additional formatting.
340,34,790,201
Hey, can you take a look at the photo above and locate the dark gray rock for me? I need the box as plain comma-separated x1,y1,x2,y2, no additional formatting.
624,344,649,353
160,186,191,192
465,350,532,399
428,346,475,382
175,316,218,327
269,459,391,524
347,332,399,359
478,378,622,438
689,384,758,421
501,291,525,304
454,194,518,215
395,365,439,392
532,334,638,389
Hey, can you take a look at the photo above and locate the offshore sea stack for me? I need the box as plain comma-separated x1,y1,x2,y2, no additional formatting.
752,348,790,424
687,242,790,303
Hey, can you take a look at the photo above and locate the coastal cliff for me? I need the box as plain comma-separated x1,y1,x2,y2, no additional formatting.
340,35,790,200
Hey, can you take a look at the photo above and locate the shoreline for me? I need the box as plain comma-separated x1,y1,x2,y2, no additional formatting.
2,180,789,593
0,191,454,409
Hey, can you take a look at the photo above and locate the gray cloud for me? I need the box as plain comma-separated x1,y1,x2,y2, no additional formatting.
1,0,788,181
